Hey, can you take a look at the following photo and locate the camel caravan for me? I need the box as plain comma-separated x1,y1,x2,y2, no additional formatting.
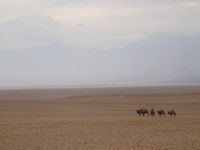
137,108,176,118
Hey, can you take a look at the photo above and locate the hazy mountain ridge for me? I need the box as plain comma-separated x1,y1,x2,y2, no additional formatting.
1,34,200,86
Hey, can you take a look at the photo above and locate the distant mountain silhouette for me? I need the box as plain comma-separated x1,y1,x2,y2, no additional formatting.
1,34,200,86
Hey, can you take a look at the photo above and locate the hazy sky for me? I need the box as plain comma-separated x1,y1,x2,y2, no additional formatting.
0,0,200,87
0,0,200,50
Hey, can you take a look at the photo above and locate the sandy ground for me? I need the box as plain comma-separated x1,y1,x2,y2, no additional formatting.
0,88,200,150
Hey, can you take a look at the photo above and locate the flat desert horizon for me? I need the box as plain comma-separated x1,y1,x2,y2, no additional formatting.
0,86,200,150
2,0,200,149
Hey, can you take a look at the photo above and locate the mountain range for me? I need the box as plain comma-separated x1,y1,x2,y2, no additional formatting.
1,33,200,87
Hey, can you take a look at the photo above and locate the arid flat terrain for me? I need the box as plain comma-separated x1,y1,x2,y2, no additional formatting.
0,86,200,150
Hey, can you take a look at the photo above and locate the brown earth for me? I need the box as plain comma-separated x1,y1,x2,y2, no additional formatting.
0,87,200,150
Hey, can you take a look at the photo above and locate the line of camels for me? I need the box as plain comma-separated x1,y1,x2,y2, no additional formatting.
137,108,176,117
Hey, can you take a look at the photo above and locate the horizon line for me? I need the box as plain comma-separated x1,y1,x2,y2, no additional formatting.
1,83,200,90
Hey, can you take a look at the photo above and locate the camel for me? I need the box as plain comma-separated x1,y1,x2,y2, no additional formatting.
137,108,149,116
150,108,155,117
141,109,149,116
157,110,165,117
168,109,176,117
137,109,142,116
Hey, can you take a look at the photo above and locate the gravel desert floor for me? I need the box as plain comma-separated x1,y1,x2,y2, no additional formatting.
0,87,200,150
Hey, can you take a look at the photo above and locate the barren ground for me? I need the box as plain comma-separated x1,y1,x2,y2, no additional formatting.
0,87,200,150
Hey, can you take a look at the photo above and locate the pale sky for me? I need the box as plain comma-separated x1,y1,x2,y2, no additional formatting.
0,0,200,87
0,0,200,50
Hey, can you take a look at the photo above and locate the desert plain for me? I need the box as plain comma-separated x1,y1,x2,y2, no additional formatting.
0,86,200,150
